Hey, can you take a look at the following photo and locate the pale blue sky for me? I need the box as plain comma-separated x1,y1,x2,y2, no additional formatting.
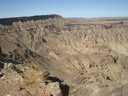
0,0,128,18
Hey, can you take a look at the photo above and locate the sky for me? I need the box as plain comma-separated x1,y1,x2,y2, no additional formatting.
0,0,128,18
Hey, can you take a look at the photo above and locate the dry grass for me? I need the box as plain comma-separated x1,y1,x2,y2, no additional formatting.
20,64,44,88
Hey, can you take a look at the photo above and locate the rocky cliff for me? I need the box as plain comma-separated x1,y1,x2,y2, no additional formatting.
0,14,62,25
0,15,128,96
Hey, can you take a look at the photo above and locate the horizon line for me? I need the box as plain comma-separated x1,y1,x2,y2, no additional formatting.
0,14,128,19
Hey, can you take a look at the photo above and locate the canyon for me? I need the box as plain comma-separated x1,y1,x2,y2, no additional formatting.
0,15,128,96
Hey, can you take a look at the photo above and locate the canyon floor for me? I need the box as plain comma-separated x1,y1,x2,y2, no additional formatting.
0,15,128,96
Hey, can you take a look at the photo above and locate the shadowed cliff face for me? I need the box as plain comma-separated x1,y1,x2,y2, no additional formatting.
0,14,62,25
0,15,128,96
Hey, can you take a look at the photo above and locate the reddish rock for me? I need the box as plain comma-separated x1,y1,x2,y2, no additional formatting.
33,89,51,96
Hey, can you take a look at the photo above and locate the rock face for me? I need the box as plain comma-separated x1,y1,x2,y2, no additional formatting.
0,14,62,25
0,15,128,96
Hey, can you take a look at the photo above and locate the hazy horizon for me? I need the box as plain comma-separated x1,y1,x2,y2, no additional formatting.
1,14,128,19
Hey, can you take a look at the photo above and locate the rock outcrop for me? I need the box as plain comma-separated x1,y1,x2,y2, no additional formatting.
0,14,62,25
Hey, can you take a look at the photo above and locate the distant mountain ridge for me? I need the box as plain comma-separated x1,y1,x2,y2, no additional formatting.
0,14,62,25
68,17,128,21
